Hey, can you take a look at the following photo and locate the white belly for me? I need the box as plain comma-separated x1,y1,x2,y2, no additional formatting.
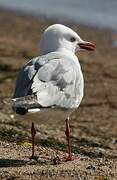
15,108,75,126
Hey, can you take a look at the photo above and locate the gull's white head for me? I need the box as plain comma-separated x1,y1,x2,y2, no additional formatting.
39,24,95,55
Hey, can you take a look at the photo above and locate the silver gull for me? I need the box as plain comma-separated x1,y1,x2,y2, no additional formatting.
12,24,95,160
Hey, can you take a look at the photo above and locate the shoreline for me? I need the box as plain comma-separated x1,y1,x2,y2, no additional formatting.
0,6,116,35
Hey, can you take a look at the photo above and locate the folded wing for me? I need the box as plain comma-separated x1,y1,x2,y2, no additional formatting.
13,52,80,109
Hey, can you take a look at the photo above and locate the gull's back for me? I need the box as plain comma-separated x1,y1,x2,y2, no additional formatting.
13,51,84,111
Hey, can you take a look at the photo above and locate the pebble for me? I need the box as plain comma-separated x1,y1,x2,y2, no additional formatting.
10,114,15,119
86,164,96,170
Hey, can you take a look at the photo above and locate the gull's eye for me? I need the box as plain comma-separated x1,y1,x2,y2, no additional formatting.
70,37,76,42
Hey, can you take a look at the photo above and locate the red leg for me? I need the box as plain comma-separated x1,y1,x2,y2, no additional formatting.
65,117,72,161
30,122,36,159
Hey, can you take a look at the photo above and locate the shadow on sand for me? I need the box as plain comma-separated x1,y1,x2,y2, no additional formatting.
0,159,27,167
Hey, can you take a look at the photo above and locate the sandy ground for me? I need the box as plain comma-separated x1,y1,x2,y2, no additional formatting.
0,9,117,179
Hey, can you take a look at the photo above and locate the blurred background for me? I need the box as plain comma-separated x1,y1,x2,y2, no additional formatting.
0,1,117,179
0,0,117,30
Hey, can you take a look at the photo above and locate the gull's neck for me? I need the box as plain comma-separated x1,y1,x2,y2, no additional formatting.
55,48,78,61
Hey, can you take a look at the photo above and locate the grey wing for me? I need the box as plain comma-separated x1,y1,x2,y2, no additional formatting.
13,55,50,98
31,58,79,108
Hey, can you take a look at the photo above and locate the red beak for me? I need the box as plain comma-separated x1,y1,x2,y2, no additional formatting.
79,42,96,51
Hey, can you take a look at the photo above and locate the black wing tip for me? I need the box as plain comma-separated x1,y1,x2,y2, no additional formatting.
15,107,28,115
